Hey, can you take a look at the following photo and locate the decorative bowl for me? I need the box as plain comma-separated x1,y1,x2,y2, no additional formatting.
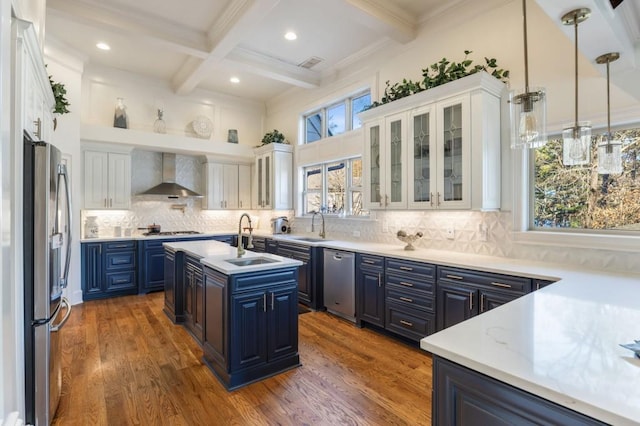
397,230,423,251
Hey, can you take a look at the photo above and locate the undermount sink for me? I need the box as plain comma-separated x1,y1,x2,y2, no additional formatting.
290,237,330,242
225,257,280,267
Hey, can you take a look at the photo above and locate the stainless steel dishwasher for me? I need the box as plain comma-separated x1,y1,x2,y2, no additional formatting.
323,249,355,322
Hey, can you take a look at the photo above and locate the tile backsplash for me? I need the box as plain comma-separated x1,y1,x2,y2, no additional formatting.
82,150,640,275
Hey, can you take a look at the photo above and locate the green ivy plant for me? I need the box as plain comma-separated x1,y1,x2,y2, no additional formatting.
365,51,509,110
261,129,286,145
49,75,70,115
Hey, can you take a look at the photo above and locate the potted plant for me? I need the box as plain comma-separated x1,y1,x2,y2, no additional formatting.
261,129,286,145
49,74,70,130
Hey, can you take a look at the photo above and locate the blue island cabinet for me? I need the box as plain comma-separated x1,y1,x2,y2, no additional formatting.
202,266,300,390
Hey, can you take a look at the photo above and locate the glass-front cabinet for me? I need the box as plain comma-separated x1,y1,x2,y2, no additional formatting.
254,143,293,210
361,72,503,211
364,113,407,209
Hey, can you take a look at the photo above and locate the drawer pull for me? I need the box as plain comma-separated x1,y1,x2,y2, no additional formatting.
491,281,512,288
446,274,464,280
399,266,413,271
469,292,474,311
112,244,128,248
400,320,413,327
114,279,128,284
399,296,413,303
378,272,382,287
363,259,376,264
399,281,414,287
480,294,485,312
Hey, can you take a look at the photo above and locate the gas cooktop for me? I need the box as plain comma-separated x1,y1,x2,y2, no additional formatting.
143,231,202,236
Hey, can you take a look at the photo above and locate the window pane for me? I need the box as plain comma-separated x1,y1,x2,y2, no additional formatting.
305,192,321,214
351,158,362,187
327,162,345,213
306,112,322,143
534,128,640,231
305,166,322,190
327,103,346,137
352,93,371,130
351,190,363,216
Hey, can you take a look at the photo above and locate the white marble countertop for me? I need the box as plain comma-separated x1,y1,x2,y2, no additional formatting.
420,271,640,425
163,239,302,275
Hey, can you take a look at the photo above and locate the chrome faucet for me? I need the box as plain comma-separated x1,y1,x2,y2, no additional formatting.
311,211,326,239
237,213,254,257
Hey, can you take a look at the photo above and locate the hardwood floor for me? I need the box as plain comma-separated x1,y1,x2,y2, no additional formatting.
52,292,432,425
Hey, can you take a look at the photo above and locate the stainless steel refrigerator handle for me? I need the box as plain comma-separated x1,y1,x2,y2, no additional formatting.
50,297,71,332
58,164,72,288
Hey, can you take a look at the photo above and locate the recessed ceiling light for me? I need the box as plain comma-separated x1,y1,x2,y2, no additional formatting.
96,42,111,51
230,76,240,84
284,31,297,41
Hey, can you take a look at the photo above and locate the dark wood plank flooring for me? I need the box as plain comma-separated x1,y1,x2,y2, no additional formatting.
52,292,432,425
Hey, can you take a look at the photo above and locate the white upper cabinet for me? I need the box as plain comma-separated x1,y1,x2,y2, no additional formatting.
360,72,504,211
202,160,252,210
12,19,55,142
83,150,131,210
254,143,293,210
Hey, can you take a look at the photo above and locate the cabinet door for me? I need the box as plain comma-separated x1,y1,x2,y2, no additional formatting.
84,151,109,209
384,112,407,208
272,150,293,210
108,153,131,209
203,162,225,209
164,251,176,315
364,120,383,209
204,269,227,366
357,266,385,327
256,153,273,209
142,248,165,292
238,164,252,209
192,266,205,342
436,95,471,209
184,266,194,325
82,243,103,296
223,164,239,209
437,283,476,331
297,260,311,304
230,291,268,370
268,285,298,361
408,105,437,209
480,289,520,313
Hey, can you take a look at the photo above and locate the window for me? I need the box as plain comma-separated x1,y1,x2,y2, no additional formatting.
302,157,366,216
303,91,370,143
533,127,640,232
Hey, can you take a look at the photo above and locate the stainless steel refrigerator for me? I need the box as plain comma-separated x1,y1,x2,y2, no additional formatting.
23,133,72,425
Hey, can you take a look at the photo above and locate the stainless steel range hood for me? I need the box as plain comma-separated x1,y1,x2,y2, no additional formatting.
138,153,203,198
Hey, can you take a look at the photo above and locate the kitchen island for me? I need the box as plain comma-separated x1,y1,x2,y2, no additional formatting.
163,240,302,390
420,269,640,425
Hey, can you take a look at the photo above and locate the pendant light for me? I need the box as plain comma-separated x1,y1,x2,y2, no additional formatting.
596,52,622,175
561,8,591,166
510,0,547,149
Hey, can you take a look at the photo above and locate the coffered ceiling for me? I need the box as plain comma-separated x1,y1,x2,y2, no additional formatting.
45,0,463,101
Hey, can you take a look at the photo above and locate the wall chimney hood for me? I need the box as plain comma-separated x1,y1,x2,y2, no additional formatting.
138,153,202,198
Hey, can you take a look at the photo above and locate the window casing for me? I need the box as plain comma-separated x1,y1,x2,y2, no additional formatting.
528,126,640,236
303,91,371,143
302,157,365,216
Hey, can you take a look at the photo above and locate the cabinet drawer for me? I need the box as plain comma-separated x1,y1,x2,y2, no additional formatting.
104,240,136,251
143,239,171,249
106,271,136,290
386,285,434,312
385,302,435,341
278,248,310,261
358,253,384,269
386,272,434,294
438,266,531,294
277,241,311,255
105,251,136,270
386,258,435,279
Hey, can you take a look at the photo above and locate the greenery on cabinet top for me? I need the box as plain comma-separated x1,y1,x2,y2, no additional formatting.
365,51,509,111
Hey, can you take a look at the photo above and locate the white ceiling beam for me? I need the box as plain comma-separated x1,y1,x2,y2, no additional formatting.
171,0,282,95
225,47,320,89
46,0,209,59
330,0,417,44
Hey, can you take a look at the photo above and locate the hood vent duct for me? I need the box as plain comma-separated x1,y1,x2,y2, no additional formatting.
138,153,202,198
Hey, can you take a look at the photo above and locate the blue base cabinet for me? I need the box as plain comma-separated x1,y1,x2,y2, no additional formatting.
356,253,385,327
433,356,606,425
202,266,300,390
81,240,137,300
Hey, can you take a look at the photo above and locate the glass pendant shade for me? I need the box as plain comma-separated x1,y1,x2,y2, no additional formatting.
597,134,622,174
510,88,547,148
562,122,591,166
